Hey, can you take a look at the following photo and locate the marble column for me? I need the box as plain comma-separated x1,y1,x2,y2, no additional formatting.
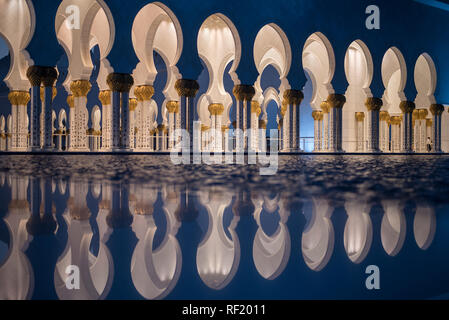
134,86,154,151
283,89,304,152
99,90,112,151
312,111,323,152
400,101,416,153
251,101,261,151
320,101,330,151
418,109,429,152
412,109,420,152
166,101,179,150
106,73,134,151
325,94,346,152
129,98,137,150
8,91,30,151
379,111,390,152
355,112,365,152
175,79,200,152
365,97,383,153
156,124,167,151
40,68,58,151
208,103,224,152
233,85,255,152
390,116,402,152
430,104,444,153
69,80,91,151
26,66,43,151
258,120,267,152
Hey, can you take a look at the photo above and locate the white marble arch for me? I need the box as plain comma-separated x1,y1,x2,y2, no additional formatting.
130,185,182,300
197,189,238,290
252,192,291,280
343,40,374,152
381,47,407,116
344,200,373,264
0,0,34,91
253,23,291,105
56,0,114,81
301,198,335,271
381,200,406,257
0,176,33,300
261,87,282,125
302,32,335,111
54,181,114,300
132,2,182,104
197,14,240,127
414,53,437,110
414,203,436,250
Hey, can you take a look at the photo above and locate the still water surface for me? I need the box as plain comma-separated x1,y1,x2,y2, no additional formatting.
0,155,448,299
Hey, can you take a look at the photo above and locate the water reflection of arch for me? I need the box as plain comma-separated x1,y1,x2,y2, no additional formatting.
414,202,436,250
301,197,335,271
54,179,113,300
344,200,372,264
252,192,291,280
0,175,33,300
130,184,182,300
197,189,237,290
381,200,406,257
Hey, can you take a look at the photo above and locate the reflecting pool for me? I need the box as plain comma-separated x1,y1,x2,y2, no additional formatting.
0,155,449,299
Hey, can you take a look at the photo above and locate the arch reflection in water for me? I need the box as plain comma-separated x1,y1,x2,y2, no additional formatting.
197,188,239,290
414,202,436,250
252,192,291,280
381,200,406,257
54,180,113,300
0,175,33,300
301,197,334,271
130,184,182,300
344,200,372,264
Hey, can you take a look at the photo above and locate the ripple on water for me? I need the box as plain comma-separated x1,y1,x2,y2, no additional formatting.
0,154,449,205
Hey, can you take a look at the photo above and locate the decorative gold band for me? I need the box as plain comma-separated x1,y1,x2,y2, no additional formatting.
8,91,30,106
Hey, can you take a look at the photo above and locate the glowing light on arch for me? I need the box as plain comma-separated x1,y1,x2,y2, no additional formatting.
302,32,335,110
414,53,437,108
381,47,407,114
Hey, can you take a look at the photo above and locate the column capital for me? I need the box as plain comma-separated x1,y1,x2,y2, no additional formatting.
166,101,180,113
365,97,383,111
251,101,261,116
208,103,224,116
380,111,390,121
175,79,199,97
283,89,304,106
312,110,323,121
430,104,444,116
40,67,58,87
129,98,138,111
67,95,75,108
26,66,45,87
326,94,346,109
157,124,167,133
399,101,416,114
107,73,134,93
426,119,433,127
135,85,154,101
258,120,267,129
390,116,402,125
355,112,365,122
418,109,428,120
320,101,330,114
40,86,57,101
99,90,111,106
8,91,30,106
70,80,91,97
232,84,255,101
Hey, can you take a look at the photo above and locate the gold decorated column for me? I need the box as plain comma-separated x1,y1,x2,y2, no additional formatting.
70,80,91,151
99,90,112,151
326,94,346,152
233,85,255,152
283,89,304,152
175,79,199,151
312,111,323,152
8,91,30,151
365,97,383,152
166,100,179,150
430,104,444,152
400,101,415,153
